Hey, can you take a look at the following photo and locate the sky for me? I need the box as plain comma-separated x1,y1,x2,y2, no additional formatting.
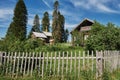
0,0,120,41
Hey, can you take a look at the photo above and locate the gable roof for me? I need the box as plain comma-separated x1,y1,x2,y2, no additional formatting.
71,18,94,33
32,32,47,38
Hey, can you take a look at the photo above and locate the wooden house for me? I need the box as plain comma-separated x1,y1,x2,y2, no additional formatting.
71,18,94,46
32,31,52,43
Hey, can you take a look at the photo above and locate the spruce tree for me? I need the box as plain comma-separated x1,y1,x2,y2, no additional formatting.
42,12,50,32
52,1,66,43
6,0,28,41
28,14,40,38
52,1,60,43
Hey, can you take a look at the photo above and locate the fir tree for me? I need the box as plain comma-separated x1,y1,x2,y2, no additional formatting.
6,0,28,41
52,1,66,43
28,14,40,38
42,12,50,32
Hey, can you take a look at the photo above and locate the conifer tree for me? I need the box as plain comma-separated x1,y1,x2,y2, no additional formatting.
42,12,50,32
6,0,28,41
52,1,66,43
28,14,40,38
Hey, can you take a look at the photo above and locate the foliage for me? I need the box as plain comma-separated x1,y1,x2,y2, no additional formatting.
72,30,83,46
0,38,44,52
85,21,120,51
42,12,50,32
6,0,28,41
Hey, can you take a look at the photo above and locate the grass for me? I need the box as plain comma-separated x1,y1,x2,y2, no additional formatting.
0,69,119,80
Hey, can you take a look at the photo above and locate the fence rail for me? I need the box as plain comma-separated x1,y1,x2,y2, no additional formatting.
0,51,120,78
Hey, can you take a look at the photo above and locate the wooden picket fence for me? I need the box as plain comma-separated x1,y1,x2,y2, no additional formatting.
0,51,120,78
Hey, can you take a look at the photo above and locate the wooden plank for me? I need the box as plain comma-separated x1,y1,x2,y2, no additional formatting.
62,52,64,77
6,52,10,74
66,51,68,75
12,52,17,76
16,52,20,77
78,51,81,77
74,51,77,76
10,52,13,76
91,51,94,72
70,51,72,74
35,53,38,69
27,52,31,75
83,51,85,69
38,52,41,75
0,51,3,66
23,52,28,75
50,52,53,75
31,52,35,76
46,52,49,71
87,51,89,68
20,52,25,74
54,52,56,75
3,52,7,74
58,52,60,75
42,52,45,78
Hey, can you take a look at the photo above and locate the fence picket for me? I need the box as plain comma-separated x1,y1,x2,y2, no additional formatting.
27,52,31,75
83,51,85,69
46,52,48,71
66,51,68,75
74,51,76,76
62,52,64,77
20,52,25,74
54,52,56,75
58,52,60,75
16,52,20,76
10,52,13,76
23,52,28,75
92,51,94,72
31,52,35,76
78,51,81,77
42,52,44,77
70,51,72,74
6,52,10,74
12,52,17,76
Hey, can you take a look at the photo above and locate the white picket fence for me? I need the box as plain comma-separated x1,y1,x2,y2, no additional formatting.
0,51,120,78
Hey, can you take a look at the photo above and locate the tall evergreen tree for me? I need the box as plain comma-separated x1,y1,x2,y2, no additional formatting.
32,14,40,32
42,12,50,32
6,0,28,41
52,1,66,43
28,14,40,38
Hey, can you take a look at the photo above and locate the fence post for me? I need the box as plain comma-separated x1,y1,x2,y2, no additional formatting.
96,51,103,80
0,51,3,67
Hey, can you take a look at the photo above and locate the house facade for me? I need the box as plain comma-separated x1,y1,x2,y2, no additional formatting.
71,18,94,46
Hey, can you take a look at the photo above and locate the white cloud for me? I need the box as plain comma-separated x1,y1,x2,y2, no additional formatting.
118,4,120,8
41,0,51,9
0,8,13,20
65,23,77,29
70,0,119,14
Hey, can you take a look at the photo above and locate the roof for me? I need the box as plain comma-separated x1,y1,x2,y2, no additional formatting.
32,32,47,38
71,18,94,33
43,31,52,37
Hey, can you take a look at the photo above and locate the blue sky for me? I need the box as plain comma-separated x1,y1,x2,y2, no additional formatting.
0,0,120,41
